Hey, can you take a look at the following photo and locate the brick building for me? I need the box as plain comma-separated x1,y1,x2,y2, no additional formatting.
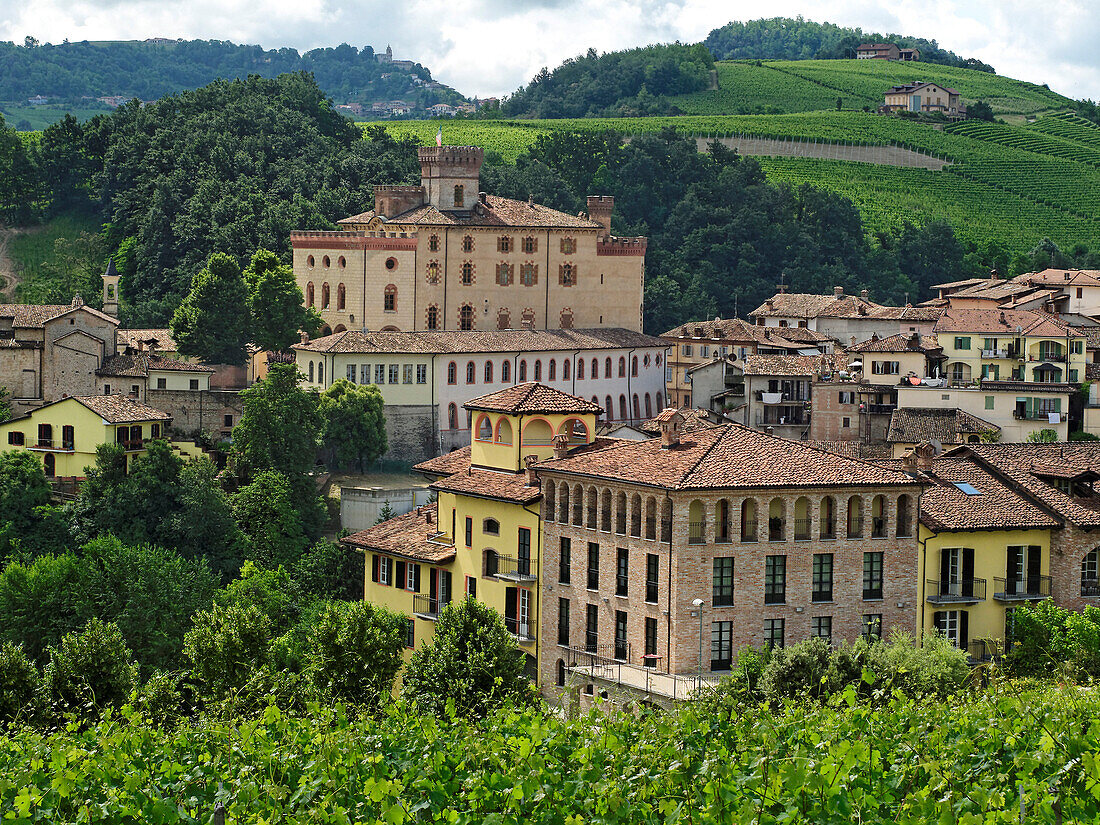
536,412,923,703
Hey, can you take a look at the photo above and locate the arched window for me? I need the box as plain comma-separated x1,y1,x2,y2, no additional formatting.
560,418,588,444
317,361,324,384
605,358,612,378
656,392,663,410
338,283,346,310
429,234,440,252
871,495,887,538
383,284,396,312
307,255,315,268
502,361,511,382
426,261,440,284
483,517,500,535
820,496,836,539
426,305,439,329
1083,549,1099,595
321,283,330,309
454,186,465,208
545,482,556,522
587,487,599,529
320,325,332,336
716,499,731,542
448,403,458,430
768,498,785,541
519,360,528,381
466,361,476,384
631,356,638,377
523,419,553,446
534,360,542,381
447,362,457,385
644,394,652,418
600,489,612,531
306,282,314,307
645,497,658,540
793,497,811,540
496,418,513,445
522,236,537,254
688,499,705,543
563,359,571,380
741,499,758,542
322,255,331,268
632,394,640,420
459,304,474,330
461,262,474,285
605,395,614,420
847,496,864,539
548,360,556,381
462,235,473,253
616,491,628,534
333,325,346,333
897,495,913,537
308,361,315,382
618,357,626,378
476,416,493,441
484,361,494,383
338,256,346,268
590,358,598,378
619,395,628,420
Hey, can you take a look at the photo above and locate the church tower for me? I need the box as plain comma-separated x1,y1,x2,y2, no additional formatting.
102,259,120,318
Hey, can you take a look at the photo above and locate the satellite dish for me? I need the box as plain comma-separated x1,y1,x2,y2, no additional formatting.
930,439,943,455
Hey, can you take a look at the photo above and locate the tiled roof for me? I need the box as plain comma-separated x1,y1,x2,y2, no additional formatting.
340,504,456,563
886,408,999,444
97,353,214,378
659,316,829,346
875,305,946,322
1086,362,1100,382
0,302,118,328
431,468,543,504
538,423,918,491
73,394,172,424
932,277,992,291
802,441,892,460
339,194,602,230
464,382,602,415
917,457,1059,532
639,407,717,435
847,333,941,354
740,353,846,376
415,445,472,478
293,328,664,354
118,328,177,352
749,292,884,320
1023,269,1100,288
933,307,1082,338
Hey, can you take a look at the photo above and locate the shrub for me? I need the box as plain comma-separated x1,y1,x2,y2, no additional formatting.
307,600,405,707
215,561,302,636
1007,600,1100,678
0,642,38,722
183,603,272,698
865,631,969,698
42,619,138,714
133,670,186,727
760,637,837,702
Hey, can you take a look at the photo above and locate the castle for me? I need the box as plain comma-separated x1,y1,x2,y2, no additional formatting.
291,145,647,334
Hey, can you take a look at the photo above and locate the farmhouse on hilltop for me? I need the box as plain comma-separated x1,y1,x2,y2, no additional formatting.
882,81,964,117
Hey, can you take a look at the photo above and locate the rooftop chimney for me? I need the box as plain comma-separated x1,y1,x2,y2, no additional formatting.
860,289,869,299
658,410,683,448
999,311,1006,325
552,433,570,459
300,331,309,345
71,294,84,308
524,454,539,485
990,268,999,281
834,286,844,296
586,195,614,237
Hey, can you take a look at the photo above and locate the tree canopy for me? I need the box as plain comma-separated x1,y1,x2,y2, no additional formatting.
244,248,321,352
318,379,388,471
170,252,251,365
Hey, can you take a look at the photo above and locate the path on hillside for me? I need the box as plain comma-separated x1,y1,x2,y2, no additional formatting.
0,227,27,301
695,135,949,170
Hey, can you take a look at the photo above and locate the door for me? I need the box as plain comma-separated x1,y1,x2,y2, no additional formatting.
940,548,959,597
505,587,517,636
910,95,920,112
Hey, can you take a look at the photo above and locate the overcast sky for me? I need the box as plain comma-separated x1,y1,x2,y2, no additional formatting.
3,0,1098,101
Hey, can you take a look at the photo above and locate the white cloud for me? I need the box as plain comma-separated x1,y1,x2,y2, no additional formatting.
2,0,1097,100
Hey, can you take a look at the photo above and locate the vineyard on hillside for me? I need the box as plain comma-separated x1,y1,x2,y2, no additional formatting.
1027,111,1100,150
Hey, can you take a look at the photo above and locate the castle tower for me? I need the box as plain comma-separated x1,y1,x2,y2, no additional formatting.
418,146,484,213
102,259,120,318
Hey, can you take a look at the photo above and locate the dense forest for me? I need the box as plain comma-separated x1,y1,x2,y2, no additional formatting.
703,17,996,72
500,43,715,118
0,38,465,106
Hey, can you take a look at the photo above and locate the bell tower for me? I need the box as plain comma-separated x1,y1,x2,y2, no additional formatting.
102,259,120,318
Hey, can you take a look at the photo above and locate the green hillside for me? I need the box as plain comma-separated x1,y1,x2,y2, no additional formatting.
671,59,1072,117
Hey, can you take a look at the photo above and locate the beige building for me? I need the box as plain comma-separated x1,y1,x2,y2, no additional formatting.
883,82,962,116
895,383,1071,442
292,146,646,335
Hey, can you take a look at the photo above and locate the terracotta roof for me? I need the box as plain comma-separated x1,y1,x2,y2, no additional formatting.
415,445,472,478
886,408,999,445
1023,269,1100,288
953,443,1100,527
847,333,942,354
801,441,892,460
118,328,177,352
639,407,718,435
933,307,1082,338
0,302,118,328
917,457,1059,532
740,353,846,376
464,382,602,415
340,504,456,563
73,394,172,424
932,277,992,291
875,305,946,322
948,280,1040,302
431,467,543,504
538,423,919,491
339,193,603,230
749,292,885,320
97,353,214,378
1086,363,1100,382
293,328,664,355
659,317,829,346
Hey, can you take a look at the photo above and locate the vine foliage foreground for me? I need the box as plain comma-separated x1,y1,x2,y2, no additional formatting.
0,682,1098,823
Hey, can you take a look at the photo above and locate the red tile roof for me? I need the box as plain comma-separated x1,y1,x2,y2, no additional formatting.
933,307,1082,338
847,333,942,354
339,194,602,230
886,408,999,445
0,302,118,328
74,394,171,424
431,467,543,504
341,504,456,563
97,353,214,378
464,382,602,415
740,353,847,376
917,457,1059,532
293,328,663,354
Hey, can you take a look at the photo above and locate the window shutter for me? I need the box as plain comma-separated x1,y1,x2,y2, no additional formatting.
413,564,421,593
962,548,975,598
940,548,951,584
396,560,406,590
442,571,452,604
959,611,969,650
933,611,945,633
1027,547,1041,578
505,587,517,621
371,554,379,583
1006,545,1021,578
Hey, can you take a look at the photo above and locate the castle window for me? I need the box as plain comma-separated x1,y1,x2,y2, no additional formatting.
322,255,330,268
548,360,556,381
631,356,638,377
605,358,612,378
560,309,574,329
618,357,626,378
321,283,330,309
522,236,537,254
496,263,513,285
447,361,457,385
307,255,315,268
426,305,439,329
306,282,314,307
428,234,440,252
520,264,537,286
454,186,465,208
448,403,458,429
426,261,440,284
561,237,576,254
559,263,576,286
534,360,542,381
459,304,474,330
519,360,528,381
337,283,346,311
498,236,513,253
385,257,397,270
466,361,476,384
384,284,397,312
461,262,474,285
484,361,494,383
522,308,536,326
496,309,511,330
502,361,511,382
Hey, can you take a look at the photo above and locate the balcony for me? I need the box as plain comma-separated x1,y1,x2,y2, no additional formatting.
865,404,896,415
768,518,785,542
793,518,811,541
981,349,1009,359
564,648,718,701
754,412,809,427
1029,353,1066,363
820,522,836,541
490,553,537,583
847,518,863,539
993,575,1051,601
968,639,1003,663
926,578,987,604
413,593,449,620
688,521,705,544
427,530,454,547
504,616,536,643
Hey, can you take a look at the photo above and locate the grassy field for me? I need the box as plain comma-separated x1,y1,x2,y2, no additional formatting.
0,103,112,131
6,214,102,280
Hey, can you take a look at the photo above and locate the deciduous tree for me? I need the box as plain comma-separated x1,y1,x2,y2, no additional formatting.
170,252,250,365
318,379,387,471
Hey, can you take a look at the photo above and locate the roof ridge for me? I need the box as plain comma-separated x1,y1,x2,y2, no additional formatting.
675,425,732,489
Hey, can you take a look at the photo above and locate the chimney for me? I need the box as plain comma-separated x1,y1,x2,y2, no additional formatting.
765,299,774,310
586,195,614,236
300,331,309,345
860,289,869,299
426,508,433,525
910,332,920,346
659,412,683,448
524,454,539,485
999,311,1006,325
776,283,788,294
552,433,570,459
917,442,935,471
521,318,535,331
989,268,999,281
764,426,774,436
71,294,84,308
834,286,844,296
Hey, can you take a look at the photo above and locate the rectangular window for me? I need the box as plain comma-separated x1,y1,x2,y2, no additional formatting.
189,379,199,390
379,556,392,586
862,613,883,641
465,517,472,547
811,616,832,644
985,395,995,410
585,604,598,652
614,611,628,660
558,598,570,646
842,417,850,428
644,617,658,667
954,336,971,350
587,542,599,590
406,563,418,592
517,528,531,576
388,364,399,384
711,621,733,670
7,432,23,446
645,553,659,603
559,537,571,584
616,548,629,597
157,377,167,389
812,553,833,602
838,391,854,404
683,345,692,357
416,364,427,384
700,345,709,358
765,618,785,649
361,364,370,384
465,575,476,598
403,364,413,384
375,364,386,384
712,557,734,606
764,555,786,604
405,618,415,648
863,552,883,600
347,364,356,383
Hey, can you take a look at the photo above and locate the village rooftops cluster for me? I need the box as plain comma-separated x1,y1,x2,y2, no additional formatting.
847,332,943,355
0,300,118,331
932,307,1082,338
662,316,831,347
748,290,942,323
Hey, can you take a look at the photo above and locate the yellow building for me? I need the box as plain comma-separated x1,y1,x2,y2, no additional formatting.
342,383,602,678
0,394,172,479
910,451,1058,659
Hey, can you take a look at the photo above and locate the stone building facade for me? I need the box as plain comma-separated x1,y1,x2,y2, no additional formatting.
292,145,646,335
